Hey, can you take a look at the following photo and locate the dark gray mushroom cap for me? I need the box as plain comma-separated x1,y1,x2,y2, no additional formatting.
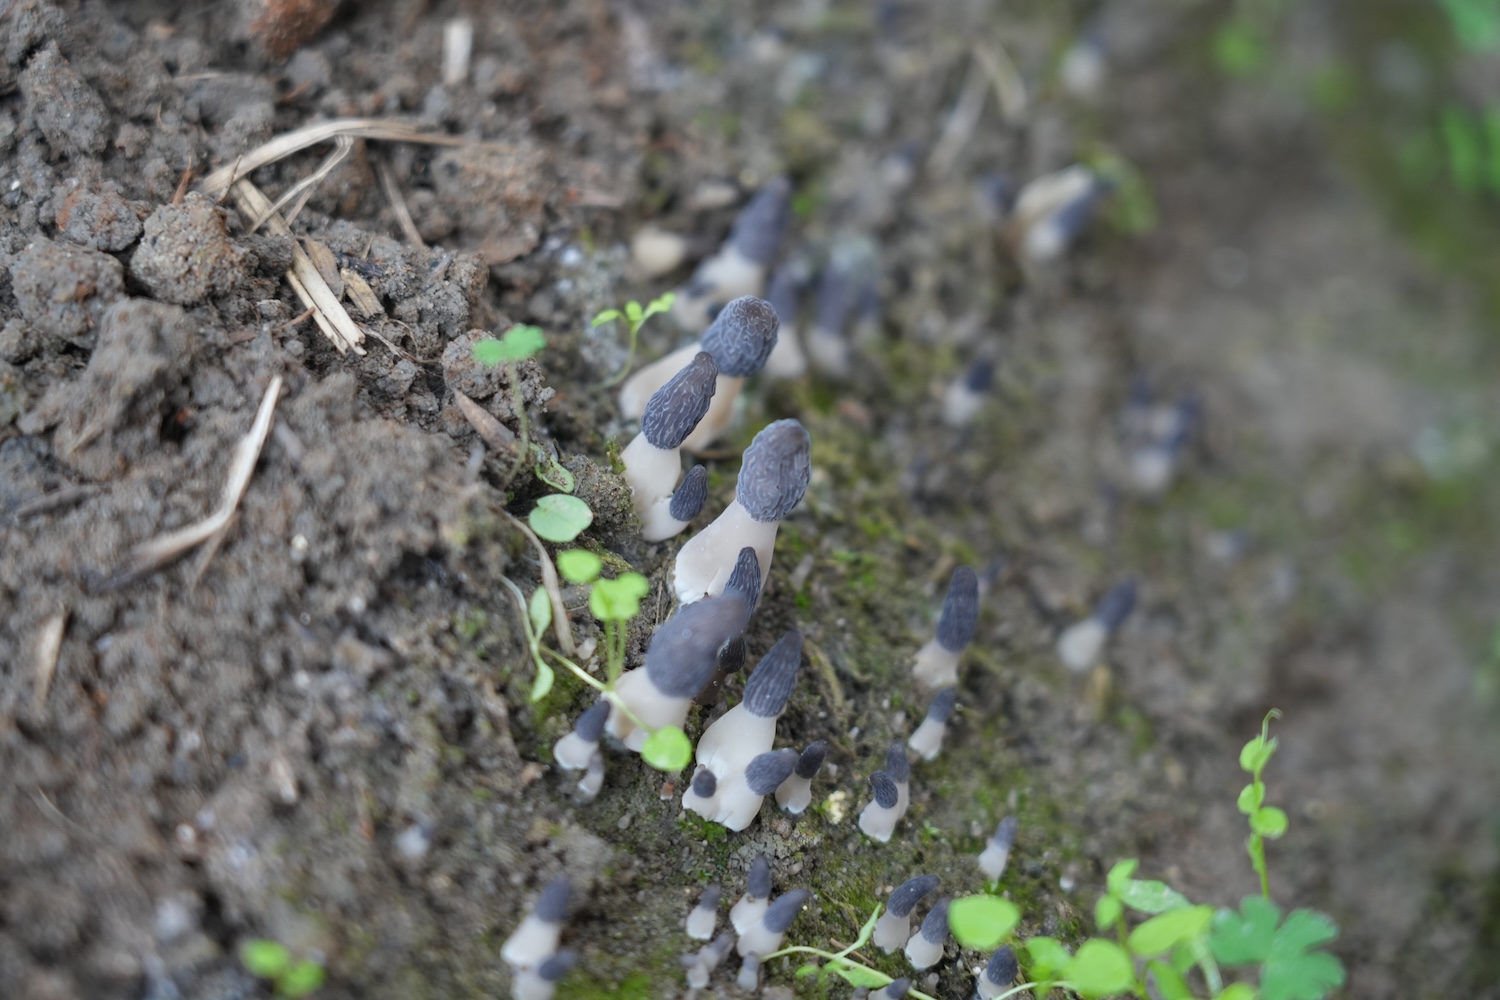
697,884,722,910
884,740,910,784
926,687,958,724
728,176,791,265
718,634,747,675
880,978,912,998
737,419,812,522
538,949,578,982
761,889,811,933
572,699,610,743
691,767,718,797
746,854,772,899
745,749,800,795
935,566,980,653
869,771,898,809
534,875,572,923
814,262,851,334
700,296,779,376
964,356,996,393
641,352,718,449
1095,578,1137,632
766,263,801,324
645,596,753,699
918,897,950,943
887,874,940,917
984,945,1020,985
741,631,804,719
669,465,710,522
989,815,1018,850
723,546,763,606
795,739,828,779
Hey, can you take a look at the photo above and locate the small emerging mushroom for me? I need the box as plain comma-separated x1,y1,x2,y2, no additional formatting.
606,549,761,750
686,884,721,941
1125,394,1199,497
976,945,1020,1000
774,739,828,815
512,948,577,1000
501,876,571,970
735,952,761,993
805,258,853,378
872,977,912,999
670,176,791,331
674,419,812,603
858,771,903,843
736,888,811,958
884,739,912,816
907,688,956,762
762,261,808,379
1056,578,1136,673
691,748,798,831
873,875,940,953
554,699,608,771
941,357,996,429
978,816,1018,881
904,896,950,970
1008,164,1110,264
681,930,735,989
622,352,718,540
912,566,979,690
730,854,772,934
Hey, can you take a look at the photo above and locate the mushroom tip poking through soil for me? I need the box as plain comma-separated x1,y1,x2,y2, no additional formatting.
729,854,773,934
904,896,950,970
908,687,957,761
978,815,1019,880
625,352,718,540
737,888,811,958
501,875,572,970
686,884,721,941
512,948,578,1000
859,770,904,843
1056,577,1137,672
942,356,997,429
912,565,980,689
977,945,1021,999
873,874,940,952
672,418,812,603
671,176,792,331
775,738,829,814
683,930,736,989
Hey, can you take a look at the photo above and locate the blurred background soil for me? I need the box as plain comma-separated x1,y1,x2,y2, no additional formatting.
1,1,1497,999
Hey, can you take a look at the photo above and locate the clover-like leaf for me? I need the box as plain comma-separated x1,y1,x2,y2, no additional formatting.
1251,806,1289,838
1237,782,1263,814
1023,936,1071,980
590,572,650,621
1063,939,1135,998
592,308,623,327
1095,893,1124,931
1128,905,1214,957
280,959,326,998
641,725,692,771
1209,896,1281,965
557,549,602,584
240,940,290,978
529,494,593,543
948,894,1020,950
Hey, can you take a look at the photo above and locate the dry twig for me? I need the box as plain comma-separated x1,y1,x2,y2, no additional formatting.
32,609,67,714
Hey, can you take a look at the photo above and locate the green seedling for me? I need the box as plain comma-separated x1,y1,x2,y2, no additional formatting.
766,904,940,1000
592,291,676,387
240,939,325,998
472,324,574,492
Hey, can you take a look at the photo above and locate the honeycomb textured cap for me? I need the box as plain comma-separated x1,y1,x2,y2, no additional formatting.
641,352,718,449
884,739,910,784
747,854,772,898
700,296,779,376
723,546,762,606
869,771,898,809
737,419,812,522
887,874,940,917
762,889,811,933
985,945,1020,986
795,739,829,779
926,687,958,724
572,699,609,743
533,875,572,922
745,749,800,795
728,176,792,265
741,631,803,718
669,465,710,522
645,597,752,698
935,566,980,652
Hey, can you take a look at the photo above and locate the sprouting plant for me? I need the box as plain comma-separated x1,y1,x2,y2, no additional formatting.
764,904,941,1000
1237,708,1287,898
240,939,325,998
592,291,676,386
471,324,574,492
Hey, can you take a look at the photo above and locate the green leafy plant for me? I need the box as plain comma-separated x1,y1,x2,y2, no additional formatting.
765,904,940,1000
592,291,676,387
240,940,325,998
471,324,574,492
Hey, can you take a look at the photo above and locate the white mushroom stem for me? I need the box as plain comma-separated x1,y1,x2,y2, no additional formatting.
622,432,685,527
673,500,778,603
640,494,689,542
511,968,554,1000
872,910,914,953
577,752,604,803
978,841,1012,881
501,916,560,970
907,716,948,762
911,637,961,689
686,892,719,941
774,773,812,814
763,321,806,379
604,671,691,751
905,930,944,970
552,731,595,771
730,895,767,935
1056,617,1107,673
695,704,776,776
693,774,765,831
734,953,762,993
671,245,765,331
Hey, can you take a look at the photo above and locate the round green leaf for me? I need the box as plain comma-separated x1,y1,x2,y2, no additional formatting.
528,586,552,637
1216,984,1258,1000
1106,859,1139,895
240,940,290,978
1251,806,1289,838
1236,782,1263,815
1128,905,1215,956
1147,959,1194,1000
1023,937,1072,980
529,494,593,543
590,573,650,621
280,960,326,998
948,894,1020,950
557,549,602,584
1063,939,1135,998
498,324,546,360
1095,894,1124,931
529,661,554,703
641,725,692,771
